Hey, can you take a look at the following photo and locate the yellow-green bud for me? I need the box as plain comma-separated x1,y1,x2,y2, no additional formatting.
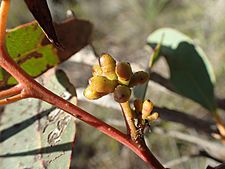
99,53,117,80
89,76,118,93
92,64,103,76
115,62,133,85
129,71,149,87
83,86,106,100
146,112,159,121
113,85,131,103
142,99,154,119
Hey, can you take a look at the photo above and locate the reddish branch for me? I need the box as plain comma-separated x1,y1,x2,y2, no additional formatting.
0,0,165,168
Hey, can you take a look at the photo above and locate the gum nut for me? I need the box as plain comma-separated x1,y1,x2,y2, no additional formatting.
129,71,149,87
92,64,102,76
134,99,143,113
99,53,116,72
83,86,105,100
147,112,159,121
103,72,118,81
115,62,133,81
113,85,131,103
142,99,154,119
89,76,118,93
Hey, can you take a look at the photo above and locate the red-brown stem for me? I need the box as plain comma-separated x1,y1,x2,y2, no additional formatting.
0,52,165,168
0,92,25,105
0,37,166,169
0,1,165,168
0,84,22,98
0,0,10,45
29,81,165,169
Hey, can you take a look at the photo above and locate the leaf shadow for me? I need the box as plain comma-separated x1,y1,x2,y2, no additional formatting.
0,107,74,157
0,107,55,143
0,142,73,158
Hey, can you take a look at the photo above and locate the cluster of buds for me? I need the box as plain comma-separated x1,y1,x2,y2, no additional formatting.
84,54,158,127
84,54,149,102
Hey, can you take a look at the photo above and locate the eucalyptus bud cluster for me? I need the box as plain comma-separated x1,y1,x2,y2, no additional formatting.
84,53,149,103
84,53,158,138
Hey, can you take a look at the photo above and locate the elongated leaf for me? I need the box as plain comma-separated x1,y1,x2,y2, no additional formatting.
0,69,76,169
0,18,92,89
24,0,61,47
147,28,216,112
133,42,162,100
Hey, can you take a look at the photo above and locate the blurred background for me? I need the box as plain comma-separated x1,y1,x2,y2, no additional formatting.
7,0,225,168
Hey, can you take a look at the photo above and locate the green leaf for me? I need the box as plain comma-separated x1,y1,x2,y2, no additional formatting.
0,69,76,169
149,36,162,68
0,17,92,89
133,40,162,100
147,28,216,112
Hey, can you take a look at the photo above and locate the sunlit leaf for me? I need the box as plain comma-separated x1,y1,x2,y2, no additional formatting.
0,17,92,89
0,69,76,169
147,28,216,112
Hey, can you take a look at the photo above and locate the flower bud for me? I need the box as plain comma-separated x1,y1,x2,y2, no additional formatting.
92,64,103,76
83,86,106,100
146,112,159,121
115,62,132,85
129,71,149,87
113,85,131,103
99,53,117,80
142,99,154,119
89,76,118,93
